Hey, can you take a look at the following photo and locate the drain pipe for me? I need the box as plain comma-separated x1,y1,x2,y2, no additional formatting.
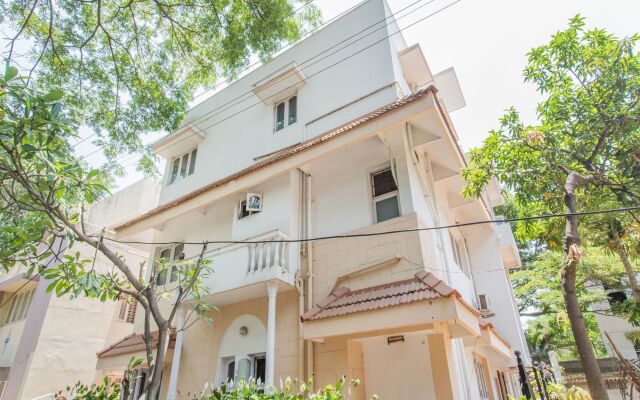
305,173,315,385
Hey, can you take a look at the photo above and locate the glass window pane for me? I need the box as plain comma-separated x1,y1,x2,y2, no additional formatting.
226,361,235,382
237,358,252,382
171,159,179,184
275,102,285,131
288,96,297,125
188,149,197,175
372,168,398,197
180,154,189,178
6,296,17,323
157,269,167,285
375,196,400,223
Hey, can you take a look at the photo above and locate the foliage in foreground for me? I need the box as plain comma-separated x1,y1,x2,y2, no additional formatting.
56,377,120,400
193,377,373,400
56,377,372,400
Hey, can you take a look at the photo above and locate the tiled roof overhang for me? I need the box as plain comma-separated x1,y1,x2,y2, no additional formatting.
97,331,175,358
302,270,457,321
115,86,437,232
301,271,482,340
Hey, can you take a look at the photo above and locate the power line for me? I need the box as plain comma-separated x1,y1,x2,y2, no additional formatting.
115,0,457,171
103,205,640,247
69,0,346,161
187,0,439,129
182,0,462,135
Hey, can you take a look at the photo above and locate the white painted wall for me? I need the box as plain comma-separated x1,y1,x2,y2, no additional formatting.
361,334,436,399
592,297,638,359
158,0,410,205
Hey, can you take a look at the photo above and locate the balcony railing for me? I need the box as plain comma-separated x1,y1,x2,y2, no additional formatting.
201,229,296,297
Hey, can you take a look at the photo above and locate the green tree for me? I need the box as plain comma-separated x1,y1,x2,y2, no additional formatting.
0,67,213,399
1,0,319,169
463,16,640,399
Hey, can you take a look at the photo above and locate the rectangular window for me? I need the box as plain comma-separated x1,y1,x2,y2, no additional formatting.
4,289,34,324
474,356,490,400
371,167,400,223
275,102,285,131
157,245,186,285
238,199,260,220
274,94,298,132
188,149,197,175
118,296,138,323
288,96,297,125
170,159,180,184
222,354,266,387
169,148,197,185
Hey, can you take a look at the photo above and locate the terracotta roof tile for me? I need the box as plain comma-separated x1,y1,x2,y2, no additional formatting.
301,271,456,322
97,331,175,358
115,86,436,231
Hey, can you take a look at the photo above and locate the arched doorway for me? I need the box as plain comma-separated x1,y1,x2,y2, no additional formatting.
215,314,267,387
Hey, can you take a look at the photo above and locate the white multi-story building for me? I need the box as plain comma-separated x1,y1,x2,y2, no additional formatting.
98,1,530,399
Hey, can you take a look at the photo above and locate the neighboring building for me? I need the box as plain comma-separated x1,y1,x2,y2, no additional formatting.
594,285,639,360
98,1,530,399
0,179,160,400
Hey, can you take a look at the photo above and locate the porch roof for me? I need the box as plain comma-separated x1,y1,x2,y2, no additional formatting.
302,271,460,322
97,330,175,358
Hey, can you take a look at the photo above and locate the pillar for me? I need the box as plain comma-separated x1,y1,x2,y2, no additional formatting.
266,281,278,390
166,307,185,400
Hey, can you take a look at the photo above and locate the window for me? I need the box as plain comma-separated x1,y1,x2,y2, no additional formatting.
4,288,34,324
473,356,490,400
449,233,470,275
371,167,400,223
274,95,297,132
156,244,186,285
169,148,198,184
238,199,261,220
118,296,138,323
222,354,266,386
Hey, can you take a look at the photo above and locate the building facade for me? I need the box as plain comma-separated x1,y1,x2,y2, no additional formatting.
0,179,160,400
98,1,530,399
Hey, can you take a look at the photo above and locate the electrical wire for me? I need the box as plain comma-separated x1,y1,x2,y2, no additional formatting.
103,205,640,248
78,0,451,166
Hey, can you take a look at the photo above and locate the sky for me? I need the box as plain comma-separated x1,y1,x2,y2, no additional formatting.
19,0,640,190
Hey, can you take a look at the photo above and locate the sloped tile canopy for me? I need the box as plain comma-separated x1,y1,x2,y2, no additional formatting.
97,330,175,358
301,271,482,340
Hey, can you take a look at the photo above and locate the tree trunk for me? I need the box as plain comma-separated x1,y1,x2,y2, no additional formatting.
611,227,640,301
562,172,609,400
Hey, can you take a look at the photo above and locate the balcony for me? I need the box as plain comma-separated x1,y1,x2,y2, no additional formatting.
201,229,298,304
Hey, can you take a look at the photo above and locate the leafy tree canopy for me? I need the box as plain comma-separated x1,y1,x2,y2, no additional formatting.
1,0,320,171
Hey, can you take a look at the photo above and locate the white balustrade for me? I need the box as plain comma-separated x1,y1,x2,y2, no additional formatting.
247,231,289,274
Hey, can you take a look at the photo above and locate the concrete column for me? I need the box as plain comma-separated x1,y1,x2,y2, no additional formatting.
166,307,186,400
266,281,278,390
427,332,462,400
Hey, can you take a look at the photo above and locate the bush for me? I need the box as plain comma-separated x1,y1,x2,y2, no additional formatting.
193,376,376,400
56,377,120,400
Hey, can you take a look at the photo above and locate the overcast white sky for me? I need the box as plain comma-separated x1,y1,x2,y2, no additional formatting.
73,0,640,190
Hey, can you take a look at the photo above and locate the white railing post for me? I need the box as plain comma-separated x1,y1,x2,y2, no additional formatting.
273,242,281,268
257,243,264,270
265,243,272,269
249,244,256,273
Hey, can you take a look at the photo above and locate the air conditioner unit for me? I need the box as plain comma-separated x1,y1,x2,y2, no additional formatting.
477,294,495,317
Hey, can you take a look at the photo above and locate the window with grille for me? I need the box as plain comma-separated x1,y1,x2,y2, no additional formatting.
237,199,261,220
4,288,34,324
118,296,138,323
274,95,297,132
371,167,400,223
474,356,490,400
169,148,198,184
156,244,186,285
